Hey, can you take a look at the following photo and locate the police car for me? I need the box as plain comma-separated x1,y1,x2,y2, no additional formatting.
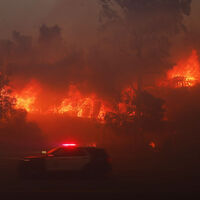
18,144,112,178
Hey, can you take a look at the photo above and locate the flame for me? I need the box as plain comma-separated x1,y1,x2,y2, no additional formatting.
167,50,200,87
52,85,129,121
58,96,95,118
52,85,107,120
8,80,137,123
119,86,136,117
149,141,156,149
15,96,35,112
12,80,40,112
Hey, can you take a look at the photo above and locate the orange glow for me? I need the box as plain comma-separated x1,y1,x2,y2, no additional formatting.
88,143,97,147
8,80,137,122
53,85,98,118
50,85,117,121
119,86,136,117
149,141,156,149
15,95,36,112
97,105,108,120
167,50,200,87
12,80,40,112
55,86,137,120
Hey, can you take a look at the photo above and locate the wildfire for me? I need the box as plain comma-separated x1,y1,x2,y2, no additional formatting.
149,141,159,152
8,80,137,122
119,86,136,116
149,141,156,149
51,85,110,120
12,80,40,112
57,96,95,118
167,50,200,88
51,85,135,121
8,81,137,122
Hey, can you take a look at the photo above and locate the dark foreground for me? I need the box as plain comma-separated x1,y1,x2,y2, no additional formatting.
0,156,199,199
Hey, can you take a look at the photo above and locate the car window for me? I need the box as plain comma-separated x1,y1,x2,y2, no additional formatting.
52,147,87,157
86,148,108,158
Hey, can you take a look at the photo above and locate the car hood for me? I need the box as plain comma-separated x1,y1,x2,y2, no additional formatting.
24,155,46,159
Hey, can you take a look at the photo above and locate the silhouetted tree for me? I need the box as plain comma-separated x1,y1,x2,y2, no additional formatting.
136,90,165,122
12,31,32,53
0,73,15,120
104,90,165,128
39,24,62,46
98,0,191,140
98,0,192,81
0,73,45,153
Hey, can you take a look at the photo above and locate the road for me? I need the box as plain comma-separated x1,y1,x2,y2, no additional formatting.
0,158,199,199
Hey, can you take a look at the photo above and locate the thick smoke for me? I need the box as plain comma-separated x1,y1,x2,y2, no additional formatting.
0,109,45,154
0,74,45,155
98,0,192,74
0,0,193,103
1,0,200,162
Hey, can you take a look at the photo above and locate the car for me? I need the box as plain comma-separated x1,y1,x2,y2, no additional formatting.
18,144,112,179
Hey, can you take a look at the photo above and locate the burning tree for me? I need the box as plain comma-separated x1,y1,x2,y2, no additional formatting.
98,0,192,75
0,73,15,120
0,72,45,152
98,0,192,121
167,50,200,88
104,88,165,128
96,0,192,150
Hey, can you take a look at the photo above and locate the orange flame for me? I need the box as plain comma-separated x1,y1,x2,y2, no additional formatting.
167,50,200,87
51,85,109,120
12,80,40,112
9,80,137,123
149,141,156,149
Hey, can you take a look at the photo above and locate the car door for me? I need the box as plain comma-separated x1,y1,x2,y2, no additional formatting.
64,148,90,170
46,147,90,171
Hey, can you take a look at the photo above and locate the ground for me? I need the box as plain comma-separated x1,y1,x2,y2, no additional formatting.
0,154,199,199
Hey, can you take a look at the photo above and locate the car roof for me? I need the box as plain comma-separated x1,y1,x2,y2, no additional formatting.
48,146,106,153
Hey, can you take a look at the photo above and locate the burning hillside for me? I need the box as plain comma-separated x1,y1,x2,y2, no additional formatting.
157,49,200,88
9,80,136,123
12,80,41,112
167,50,200,88
7,48,200,124
0,0,198,152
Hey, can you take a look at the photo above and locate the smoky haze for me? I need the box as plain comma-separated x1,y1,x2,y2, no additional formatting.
1,1,200,178
0,0,196,102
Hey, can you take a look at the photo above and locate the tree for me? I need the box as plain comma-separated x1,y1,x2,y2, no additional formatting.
98,0,192,76
0,72,45,152
136,90,165,122
39,24,62,46
98,0,192,125
0,72,15,121
102,89,165,152
104,89,165,127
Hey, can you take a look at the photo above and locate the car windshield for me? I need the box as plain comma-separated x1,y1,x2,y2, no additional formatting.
47,147,60,155
47,147,87,157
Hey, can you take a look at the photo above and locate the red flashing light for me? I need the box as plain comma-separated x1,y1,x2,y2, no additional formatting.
62,143,77,147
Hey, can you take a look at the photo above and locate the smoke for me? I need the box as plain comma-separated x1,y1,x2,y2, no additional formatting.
0,24,126,102
0,1,200,170
0,1,195,104
155,85,200,154
0,109,45,154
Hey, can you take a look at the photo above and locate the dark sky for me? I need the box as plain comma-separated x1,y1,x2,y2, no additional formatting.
0,0,198,41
